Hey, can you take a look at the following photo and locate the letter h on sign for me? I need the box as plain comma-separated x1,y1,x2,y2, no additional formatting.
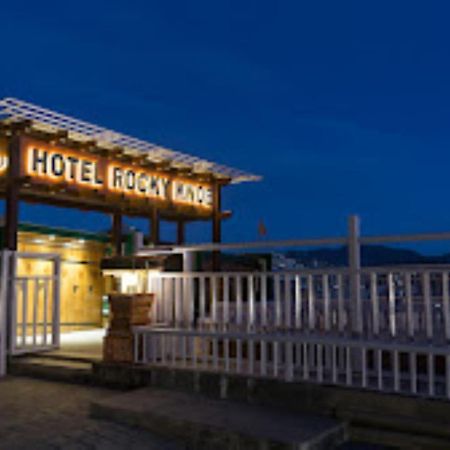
31,148,48,174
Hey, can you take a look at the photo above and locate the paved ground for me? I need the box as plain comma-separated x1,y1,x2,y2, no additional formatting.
0,377,182,450
92,386,346,448
51,328,104,361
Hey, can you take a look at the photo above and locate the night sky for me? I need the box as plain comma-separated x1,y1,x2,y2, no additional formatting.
1,1,450,250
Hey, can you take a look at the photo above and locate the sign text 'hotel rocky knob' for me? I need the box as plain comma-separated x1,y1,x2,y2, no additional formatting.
16,141,213,209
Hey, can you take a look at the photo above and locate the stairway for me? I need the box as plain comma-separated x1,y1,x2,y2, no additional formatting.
9,353,96,385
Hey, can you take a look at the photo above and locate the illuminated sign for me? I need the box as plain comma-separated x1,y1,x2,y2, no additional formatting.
0,138,7,175
13,138,213,210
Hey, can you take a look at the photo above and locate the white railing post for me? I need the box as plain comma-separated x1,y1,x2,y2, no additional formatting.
52,255,61,347
348,215,362,335
0,251,9,377
182,250,195,328
8,252,17,353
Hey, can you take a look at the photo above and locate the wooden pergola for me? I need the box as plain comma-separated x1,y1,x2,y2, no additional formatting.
0,98,260,255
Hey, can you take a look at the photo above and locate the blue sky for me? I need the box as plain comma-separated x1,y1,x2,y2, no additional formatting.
1,1,450,249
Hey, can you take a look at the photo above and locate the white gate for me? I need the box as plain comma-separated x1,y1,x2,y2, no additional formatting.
8,252,61,357
1,251,61,376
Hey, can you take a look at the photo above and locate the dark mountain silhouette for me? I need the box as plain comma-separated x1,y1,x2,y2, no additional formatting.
285,245,450,268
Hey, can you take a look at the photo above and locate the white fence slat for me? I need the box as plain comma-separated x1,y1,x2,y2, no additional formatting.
160,278,166,324
21,280,27,347
377,349,383,391
248,275,255,331
274,274,281,328
316,344,323,383
191,336,197,369
43,279,49,346
52,257,61,348
188,277,195,328
370,273,379,336
388,273,396,338
446,355,450,399
285,341,294,382
152,334,158,364
428,353,435,397
224,338,230,372
199,276,206,326
211,275,218,326
284,274,291,329
175,277,182,326
273,341,279,377
294,275,302,329
393,350,400,392
170,335,176,365
345,347,352,386
405,272,414,339
142,333,147,364
180,335,186,366
223,276,230,328
443,272,450,341
161,335,166,365
323,275,330,331
361,348,367,388
212,337,219,370
236,338,242,373
260,339,267,376
302,343,309,380
201,336,208,369
423,272,433,340
337,274,345,333
9,254,17,353
248,339,255,375
32,279,39,347
236,275,243,327
410,352,417,395
0,251,9,377
307,275,315,331
261,274,268,328
329,345,336,384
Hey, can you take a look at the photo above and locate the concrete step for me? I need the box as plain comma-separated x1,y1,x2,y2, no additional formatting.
30,350,100,364
10,356,95,385
91,387,347,450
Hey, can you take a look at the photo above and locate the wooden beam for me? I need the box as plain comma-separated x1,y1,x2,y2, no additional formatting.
177,220,186,245
4,134,21,250
112,212,122,256
149,208,160,244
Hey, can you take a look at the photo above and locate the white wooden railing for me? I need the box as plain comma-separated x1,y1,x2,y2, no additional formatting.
148,267,450,344
134,327,450,400
134,216,450,399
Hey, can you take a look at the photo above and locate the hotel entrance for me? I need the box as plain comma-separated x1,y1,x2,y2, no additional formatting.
0,98,258,370
9,224,109,360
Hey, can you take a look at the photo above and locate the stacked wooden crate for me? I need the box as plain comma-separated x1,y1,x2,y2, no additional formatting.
103,293,153,363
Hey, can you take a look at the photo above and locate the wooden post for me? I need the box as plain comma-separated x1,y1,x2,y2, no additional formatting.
212,182,222,271
150,207,160,245
4,134,21,251
177,220,185,245
112,212,122,256
348,215,362,335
